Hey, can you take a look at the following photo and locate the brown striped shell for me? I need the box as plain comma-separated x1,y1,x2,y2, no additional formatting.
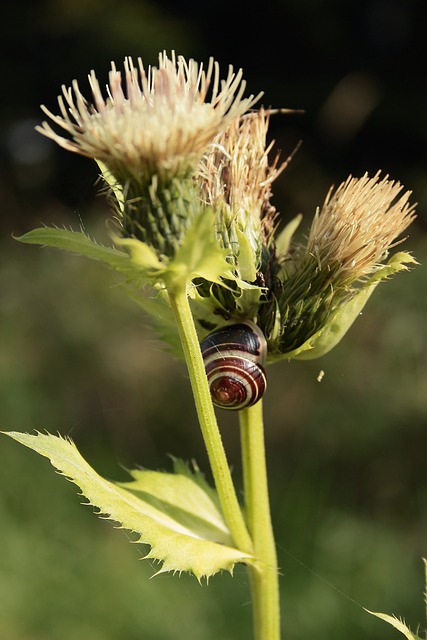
200,322,267,410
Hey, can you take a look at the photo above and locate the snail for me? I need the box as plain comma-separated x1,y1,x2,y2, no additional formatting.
200,321,267,410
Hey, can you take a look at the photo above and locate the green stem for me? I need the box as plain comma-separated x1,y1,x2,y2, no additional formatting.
168,286,253,555
240,401,281,640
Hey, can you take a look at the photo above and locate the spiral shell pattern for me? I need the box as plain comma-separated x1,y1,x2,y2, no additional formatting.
200,321,267,410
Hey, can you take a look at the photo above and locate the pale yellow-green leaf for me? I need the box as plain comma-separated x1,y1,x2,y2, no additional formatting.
235,228,257,282
367,251,418,283
118,459,230,544
188,286,238,339
16,226,183,350
2,432,252,580
115,236,166,273
234,285,264,318
16,227,128,266
284,281,376,361
275,213,303,257
16,227,155,287
96,160,125,213
365,558,427,640
164,209,235,292
365,611,421,640
188,281,264,341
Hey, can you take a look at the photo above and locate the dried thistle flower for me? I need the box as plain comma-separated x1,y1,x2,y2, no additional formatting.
267,172,417,359
307,172,416,283
191,108,294,326
198,108,287,276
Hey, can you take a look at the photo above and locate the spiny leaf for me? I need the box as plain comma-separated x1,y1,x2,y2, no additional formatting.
96,160,125,212
164,209,235,292
113,236,165,273
365,611,423,640
283,279,376,361
366,558,426,640
235,228,257,282
16,226,182,348
16,227,152,285
275,213,303,256
2,431,252,580
117,460,230,544
17,227,127,263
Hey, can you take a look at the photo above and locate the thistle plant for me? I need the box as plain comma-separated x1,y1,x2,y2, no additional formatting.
2,52,418,640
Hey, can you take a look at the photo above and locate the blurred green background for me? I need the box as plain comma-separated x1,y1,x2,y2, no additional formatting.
0,1,426,639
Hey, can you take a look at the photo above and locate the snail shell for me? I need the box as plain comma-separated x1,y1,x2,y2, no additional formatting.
200,321,267,410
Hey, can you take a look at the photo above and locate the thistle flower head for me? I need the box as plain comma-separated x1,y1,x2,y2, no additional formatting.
32,52,417,361
268,172,417,359
37,52,261,184
307,172,417,283
198,108,288,279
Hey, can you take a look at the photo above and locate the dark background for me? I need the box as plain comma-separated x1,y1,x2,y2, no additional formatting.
0,2,426,639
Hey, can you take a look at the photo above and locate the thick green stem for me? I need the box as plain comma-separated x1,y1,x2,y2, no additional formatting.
240,401,281,640
168,286,253,555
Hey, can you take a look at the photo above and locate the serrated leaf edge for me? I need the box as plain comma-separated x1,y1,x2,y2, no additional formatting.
2,431,253,581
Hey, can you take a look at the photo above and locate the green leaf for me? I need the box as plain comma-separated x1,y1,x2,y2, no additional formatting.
366,558,427,640
235,228,257,282
2,431,252,580
284,280,377,361
365,611,422,640
279,251,417,361
164,209,235,292
16,226,184,352
17,227,129,266
275,214,303,256
96,160,125,213
16,226,172,288
118,458,231,544
113,236,166,273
